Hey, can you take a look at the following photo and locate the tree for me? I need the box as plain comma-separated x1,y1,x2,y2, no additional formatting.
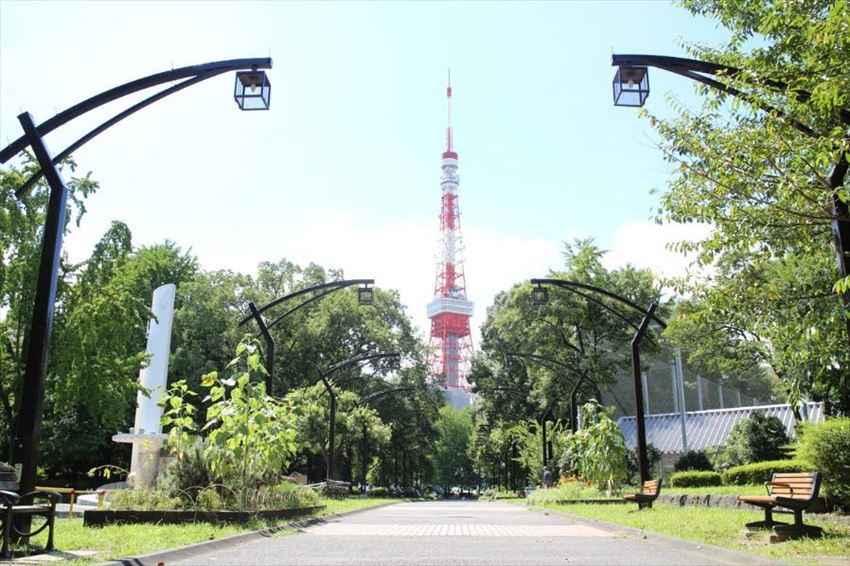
475,239,666,426
649,0,850,412
48,235,197,434
169,269,257,391
0,158,97,458
431,406,476,490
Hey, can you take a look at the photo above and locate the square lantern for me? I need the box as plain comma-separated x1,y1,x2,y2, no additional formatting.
612,65,649,107
234,70,271,110
358,285,374,305
531,285,549,306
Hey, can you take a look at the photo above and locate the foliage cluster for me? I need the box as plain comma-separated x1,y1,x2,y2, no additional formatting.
108,488,183,511
674,450,714,472
708,412,791,470
470,239,664,490
626,444,662,483
796,417,850,509
652,0,850,411
559,402,628,494
525,479,608,503
669,470,723,487
159,340,298,508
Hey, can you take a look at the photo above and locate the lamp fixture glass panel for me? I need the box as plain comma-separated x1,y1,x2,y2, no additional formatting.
531,285,549,305
234,70,271,111
358,286,374,305
612,65,650,107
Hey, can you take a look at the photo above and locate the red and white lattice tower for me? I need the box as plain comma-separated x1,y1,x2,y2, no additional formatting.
427,73,474,398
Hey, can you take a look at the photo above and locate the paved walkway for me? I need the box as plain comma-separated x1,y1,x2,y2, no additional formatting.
172,500,777,565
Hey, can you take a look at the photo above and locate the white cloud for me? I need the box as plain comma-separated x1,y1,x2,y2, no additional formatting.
187,210,562,345
603,220,712,281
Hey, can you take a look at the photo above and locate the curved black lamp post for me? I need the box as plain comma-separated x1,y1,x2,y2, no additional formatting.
0,58,272,510
319,352,400,481
611,53,850,351
505,352,595,434
238,279,376,394
530,278,666,485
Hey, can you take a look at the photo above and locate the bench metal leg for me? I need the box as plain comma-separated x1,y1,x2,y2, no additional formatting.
745,507,787,530
2,506,13,559
45,504,56,552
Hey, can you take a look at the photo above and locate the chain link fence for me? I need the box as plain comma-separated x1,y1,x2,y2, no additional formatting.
598,345,777,419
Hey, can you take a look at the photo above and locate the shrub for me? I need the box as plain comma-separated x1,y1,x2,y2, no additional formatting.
715,412,791,470
108,488,183,511
157,438,216,502
194,486,226,510
248,481,319,509
796,417,850,509
723,460,804,485
626,444,662,483
669,470,723,487
561,401,628,494
674,451,713,472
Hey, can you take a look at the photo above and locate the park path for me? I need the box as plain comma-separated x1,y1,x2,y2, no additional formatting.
171,500,778,565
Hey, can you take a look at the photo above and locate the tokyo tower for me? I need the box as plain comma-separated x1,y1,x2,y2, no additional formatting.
427,73,474,407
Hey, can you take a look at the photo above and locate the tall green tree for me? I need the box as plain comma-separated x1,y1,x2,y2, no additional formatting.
0,159,97,457
651,0,850,412
431,406,476,490
476,239,665,425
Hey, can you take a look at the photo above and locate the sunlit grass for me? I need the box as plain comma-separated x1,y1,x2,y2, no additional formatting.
530,502,850,565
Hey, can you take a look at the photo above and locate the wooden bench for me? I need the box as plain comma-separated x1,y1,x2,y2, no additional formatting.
1,489,62,559
738,471,823,541
623,478,662,509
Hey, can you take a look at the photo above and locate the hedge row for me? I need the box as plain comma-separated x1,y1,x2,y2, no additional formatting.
669,470,723,487
722,460,805,485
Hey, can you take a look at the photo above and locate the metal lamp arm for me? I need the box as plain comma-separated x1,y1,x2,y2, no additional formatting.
14,73,221,198
612,54,835,136
262,286,344,333
0,58,272,165
239,279,374,325
531,279,667,329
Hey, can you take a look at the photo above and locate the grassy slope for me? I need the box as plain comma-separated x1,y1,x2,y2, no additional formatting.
530,502,850,566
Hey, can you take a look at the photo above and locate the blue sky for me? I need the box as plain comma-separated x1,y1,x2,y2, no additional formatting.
0,1,724,339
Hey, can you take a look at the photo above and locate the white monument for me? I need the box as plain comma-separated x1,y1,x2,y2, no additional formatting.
113,283,176,488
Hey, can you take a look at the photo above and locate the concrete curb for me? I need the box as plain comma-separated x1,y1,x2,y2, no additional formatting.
526,505,790,566
100,501,402,566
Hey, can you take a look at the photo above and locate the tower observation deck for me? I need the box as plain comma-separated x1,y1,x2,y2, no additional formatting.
427,74,474,407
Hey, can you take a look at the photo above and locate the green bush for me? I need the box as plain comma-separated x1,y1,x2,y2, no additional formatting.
796,417,850,509
714,413,791,470
626,444,662,482
669,470,723,487
157,438,216,502
249,481,319,509
194,486,226,510
722,460,804,485
674,451,714,472
108,488,183,510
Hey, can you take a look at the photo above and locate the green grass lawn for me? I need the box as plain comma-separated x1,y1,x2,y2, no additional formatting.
529,501,850,566
16,496,400,565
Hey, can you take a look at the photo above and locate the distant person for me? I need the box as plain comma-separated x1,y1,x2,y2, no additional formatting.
542,467,553,489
